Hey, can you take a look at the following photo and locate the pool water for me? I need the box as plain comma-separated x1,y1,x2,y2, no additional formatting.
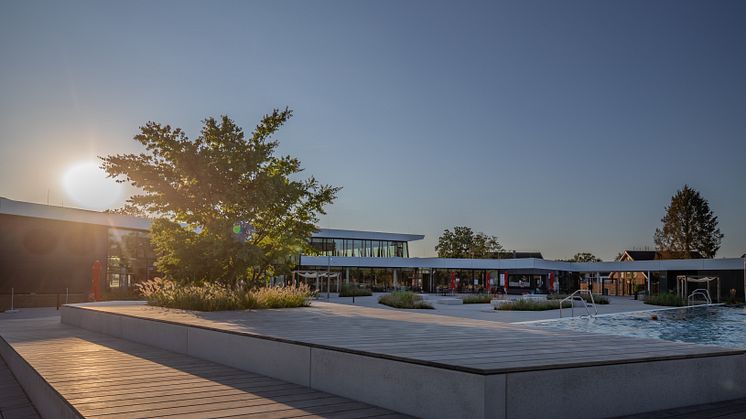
532,305,746,349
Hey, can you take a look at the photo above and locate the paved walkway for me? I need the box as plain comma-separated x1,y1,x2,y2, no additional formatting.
321,294,668,323
0,353,39,419
71,301,742,374
0,311,407,419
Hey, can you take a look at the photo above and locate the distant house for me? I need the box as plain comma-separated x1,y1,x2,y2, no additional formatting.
621,250,703,261
607,250,702,296
493,251,543,259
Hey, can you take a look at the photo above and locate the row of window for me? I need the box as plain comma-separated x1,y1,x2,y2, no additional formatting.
308,238,408,258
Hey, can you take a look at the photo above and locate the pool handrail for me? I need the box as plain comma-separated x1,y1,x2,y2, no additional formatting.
559,289,598,318
688,289,712,305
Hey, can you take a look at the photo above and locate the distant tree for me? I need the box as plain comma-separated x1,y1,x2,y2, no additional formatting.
102,110,339,287
568,252,602,262
435,226,504,258
654,185,723,258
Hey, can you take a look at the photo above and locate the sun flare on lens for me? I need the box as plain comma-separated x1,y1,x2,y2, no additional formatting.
62,161,123,210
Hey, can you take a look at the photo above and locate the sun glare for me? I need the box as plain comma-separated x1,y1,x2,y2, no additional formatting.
62,161,122,210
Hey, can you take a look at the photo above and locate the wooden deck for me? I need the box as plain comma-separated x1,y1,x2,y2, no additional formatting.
0,314,407,419
77,301,744,374
0,352,40,419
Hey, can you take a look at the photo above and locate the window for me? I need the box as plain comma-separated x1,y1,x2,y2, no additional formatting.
306,238,412,258
106,229,155,289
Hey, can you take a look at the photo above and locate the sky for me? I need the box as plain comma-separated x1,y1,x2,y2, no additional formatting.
1,0,745,260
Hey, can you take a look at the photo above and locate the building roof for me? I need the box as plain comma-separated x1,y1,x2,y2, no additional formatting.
0,197,424,242
300,255,745,272
494,251,544,259
311,228,424,243
0,197,150,230
622,250,703,261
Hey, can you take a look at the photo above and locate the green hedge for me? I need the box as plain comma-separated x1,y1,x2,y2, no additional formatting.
462,294,492,304
379,291,433,309
644,293,685,307
339,285,373,297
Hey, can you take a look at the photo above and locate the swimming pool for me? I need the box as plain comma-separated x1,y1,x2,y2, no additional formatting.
531,305,746,349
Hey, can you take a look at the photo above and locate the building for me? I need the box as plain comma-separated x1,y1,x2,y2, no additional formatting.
606,250,704,296
1,196,744,309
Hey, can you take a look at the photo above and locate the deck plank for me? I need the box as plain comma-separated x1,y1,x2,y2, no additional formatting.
79,301,743,374
0,315,406,419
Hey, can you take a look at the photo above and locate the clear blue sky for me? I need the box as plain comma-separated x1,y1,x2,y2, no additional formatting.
1,0,744,260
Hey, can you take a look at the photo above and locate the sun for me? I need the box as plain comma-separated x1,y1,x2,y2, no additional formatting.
62,161,123,210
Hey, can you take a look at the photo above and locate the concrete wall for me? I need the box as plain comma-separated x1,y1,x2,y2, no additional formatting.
505,355,746,418
62,306,746,419
0,335,81,419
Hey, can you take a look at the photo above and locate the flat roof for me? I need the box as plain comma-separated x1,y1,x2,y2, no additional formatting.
0,197,424,242
311,228,424,242
0,197,150,230
300,255,745,272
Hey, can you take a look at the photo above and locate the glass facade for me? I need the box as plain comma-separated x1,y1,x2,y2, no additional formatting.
106,228,156,288
308,238,408,258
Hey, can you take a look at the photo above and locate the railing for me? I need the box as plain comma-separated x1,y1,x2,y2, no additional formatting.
559,289,598,318
687,289,712,305
1,289,88,312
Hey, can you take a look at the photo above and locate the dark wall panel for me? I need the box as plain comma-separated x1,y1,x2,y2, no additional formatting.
0,214,108,294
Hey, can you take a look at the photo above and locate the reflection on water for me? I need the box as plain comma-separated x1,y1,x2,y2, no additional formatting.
533,306,746,349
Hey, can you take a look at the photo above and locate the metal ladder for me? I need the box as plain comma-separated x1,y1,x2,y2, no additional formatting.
688,289,712,305
559,289,598,318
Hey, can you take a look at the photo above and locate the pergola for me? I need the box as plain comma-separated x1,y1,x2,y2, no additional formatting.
292,270,341,291
676,275,720,303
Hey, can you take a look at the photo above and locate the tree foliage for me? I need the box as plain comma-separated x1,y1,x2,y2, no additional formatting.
434,226,504,258
102,110,339,286
568,252,602,262
654,185,723,258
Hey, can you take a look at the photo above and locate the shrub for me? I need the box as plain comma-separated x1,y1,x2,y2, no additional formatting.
379,291,433,309
339,284,373,297
726,288,739,305
462,294,492,304
102,287,142,301
496,299,572,311
644,292,685,307
548,293,609,305
136,278,311,311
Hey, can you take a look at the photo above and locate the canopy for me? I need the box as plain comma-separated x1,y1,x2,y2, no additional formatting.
676,275,720,303
678,276,718,283
293,271,340,279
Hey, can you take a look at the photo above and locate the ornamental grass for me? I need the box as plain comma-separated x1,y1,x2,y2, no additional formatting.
496,299,572,311
378,291,433,309
136,278,312,311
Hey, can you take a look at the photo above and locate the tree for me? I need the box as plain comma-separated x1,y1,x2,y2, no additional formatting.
654,185,723,258
435,226,504,258
102,110,339,287
568,252,602,262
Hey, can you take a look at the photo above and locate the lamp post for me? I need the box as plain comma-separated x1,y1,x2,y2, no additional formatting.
327,254,331,299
